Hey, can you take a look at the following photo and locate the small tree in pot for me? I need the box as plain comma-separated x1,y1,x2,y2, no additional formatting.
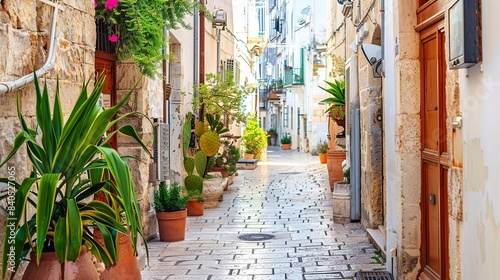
154,182,190,242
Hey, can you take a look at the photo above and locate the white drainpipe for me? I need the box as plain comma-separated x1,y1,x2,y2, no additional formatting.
0,0,63,94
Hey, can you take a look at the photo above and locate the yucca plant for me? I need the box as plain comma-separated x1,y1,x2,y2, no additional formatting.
0,73,150,278
318,79,346,115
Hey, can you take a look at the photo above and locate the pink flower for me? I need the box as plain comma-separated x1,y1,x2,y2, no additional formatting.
104,0,118,10
108,34,118,42
94,0,97,7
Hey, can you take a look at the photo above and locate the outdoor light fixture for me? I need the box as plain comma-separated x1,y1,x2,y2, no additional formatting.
212,8,227,29
266,63,273,77
447,0,480,69
361,44,383,78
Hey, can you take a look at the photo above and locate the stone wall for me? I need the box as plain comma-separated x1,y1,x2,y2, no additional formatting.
392,0,422,278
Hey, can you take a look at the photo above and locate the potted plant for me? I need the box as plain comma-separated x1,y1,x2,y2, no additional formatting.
332,167,351,224
319,79,346,138
194,113,229,208
280,133,292,150
0,73,149,279
267,128,278,146
154,182,190,242
183,112,205,216
317,140,328,164
241,115,268,159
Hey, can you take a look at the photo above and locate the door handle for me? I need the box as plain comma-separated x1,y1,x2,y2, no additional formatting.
430,193,436,205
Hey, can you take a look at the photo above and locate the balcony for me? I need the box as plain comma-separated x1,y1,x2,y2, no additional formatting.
284,68,304,86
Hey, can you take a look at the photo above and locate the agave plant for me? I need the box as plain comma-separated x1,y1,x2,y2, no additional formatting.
0,73,150,278
318,79,346,114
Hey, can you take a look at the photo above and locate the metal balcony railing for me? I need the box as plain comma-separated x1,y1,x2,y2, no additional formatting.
284,68,304,86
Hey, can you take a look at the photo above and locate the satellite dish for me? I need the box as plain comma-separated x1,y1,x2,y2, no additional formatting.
337,0,345,4
297,17,306,25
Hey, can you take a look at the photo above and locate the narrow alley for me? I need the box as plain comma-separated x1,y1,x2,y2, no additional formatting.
142,147,383,279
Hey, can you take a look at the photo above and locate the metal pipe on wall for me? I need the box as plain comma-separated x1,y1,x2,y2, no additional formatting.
0,0,63,94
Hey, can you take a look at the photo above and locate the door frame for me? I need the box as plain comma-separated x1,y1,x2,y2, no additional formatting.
418,21,450,280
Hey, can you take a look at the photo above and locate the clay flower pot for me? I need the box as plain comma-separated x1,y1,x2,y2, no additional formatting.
156,209,187,242
326,150,346,191
22,246,99,280
243,153,255,160
94,231,142,280
187,198,204,216
318,153,327,164
281,143,291,150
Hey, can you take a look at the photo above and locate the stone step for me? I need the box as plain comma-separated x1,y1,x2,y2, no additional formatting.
236,159,258,170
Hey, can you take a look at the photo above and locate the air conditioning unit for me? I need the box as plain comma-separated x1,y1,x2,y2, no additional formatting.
342,1,353,17
153,123,170,182
226,59,240,84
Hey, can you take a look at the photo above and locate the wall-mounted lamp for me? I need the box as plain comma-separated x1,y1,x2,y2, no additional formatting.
266,63,273,77
212,8,227,29
361,44,383,78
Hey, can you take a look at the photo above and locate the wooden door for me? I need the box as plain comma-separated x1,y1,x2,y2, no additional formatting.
419,22,449,280
95,51,117,150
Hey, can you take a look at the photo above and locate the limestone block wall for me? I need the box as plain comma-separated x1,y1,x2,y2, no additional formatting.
390,0,422,278
116,62,155,239
0,1,95,277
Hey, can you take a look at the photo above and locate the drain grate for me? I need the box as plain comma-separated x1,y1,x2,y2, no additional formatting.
355,271,394,280
278,172,302,175
238,233,275,241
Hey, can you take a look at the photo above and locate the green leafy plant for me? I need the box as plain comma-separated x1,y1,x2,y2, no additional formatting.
241,115,268,158
153,182,190,212
371,249,385,265
344,167,351,183
194,72,249,123
317,140,328,154
319,79,346,119
95,0,202,77
280,133,292,144
0,73,150,277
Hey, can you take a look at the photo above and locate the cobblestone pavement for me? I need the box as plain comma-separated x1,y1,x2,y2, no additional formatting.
141,147,383,279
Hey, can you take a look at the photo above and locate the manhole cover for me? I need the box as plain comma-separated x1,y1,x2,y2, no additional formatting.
238,233,275,241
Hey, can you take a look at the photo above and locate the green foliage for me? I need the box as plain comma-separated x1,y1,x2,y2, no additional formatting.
153,182,189,212
0,73,150,277
344,167,351,183
194,72,249,124
371,249,385,265
280,133,292,144
194,150,207,178
95,0,199,77
319,79,346,108
184,175,203,193
212,139,239,174
241,115,268,158
317,139,328,154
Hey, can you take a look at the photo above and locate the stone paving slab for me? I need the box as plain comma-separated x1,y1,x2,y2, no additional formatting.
142,147,384,279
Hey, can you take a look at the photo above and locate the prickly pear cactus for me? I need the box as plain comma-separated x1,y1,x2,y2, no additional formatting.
195,121,206,137
184,174,203,192
199,130,220,157
194,150,207,177
184,157,195,176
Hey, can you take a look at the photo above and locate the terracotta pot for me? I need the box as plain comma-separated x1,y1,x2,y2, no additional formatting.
211,166,228,178
326,150,346,191
281,143,291,150
187,198,204,216
22,246,99,280
203,177,224,208
156,209,187,242
318,153,327,164
98,232,141,280
243,153,254,160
